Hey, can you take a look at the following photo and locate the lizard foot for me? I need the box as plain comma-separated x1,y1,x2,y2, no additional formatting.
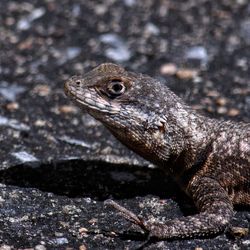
104,199,149,233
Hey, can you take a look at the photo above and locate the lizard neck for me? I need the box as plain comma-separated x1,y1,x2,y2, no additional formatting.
105,99,216,175
161,109,216,176
155,108,215,171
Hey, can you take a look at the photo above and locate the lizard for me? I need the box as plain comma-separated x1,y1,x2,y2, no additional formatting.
64,63,250,240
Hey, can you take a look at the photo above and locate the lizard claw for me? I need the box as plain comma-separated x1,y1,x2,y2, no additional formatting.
104,200,172,239
104,199,148,232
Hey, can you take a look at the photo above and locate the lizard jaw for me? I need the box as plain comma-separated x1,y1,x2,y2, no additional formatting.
64,82,120,114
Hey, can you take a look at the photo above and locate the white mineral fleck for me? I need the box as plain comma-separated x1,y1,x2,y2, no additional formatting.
11,151,39,163
100,34,131,62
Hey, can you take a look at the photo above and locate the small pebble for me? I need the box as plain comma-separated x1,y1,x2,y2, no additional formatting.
0,245,12,250
34,245,47,250
0,82,26,101
32,85,51,96
34,119,46,127
55,232,64,237
66,47,81,60
144,22,160,36
217,106,228,114
17,7,45,31
228,108,240,116
206,90,220,97
59,105,78,114
88,218,98,225
79,227,89,234
229,226,249,238
160,63,177,76
216,97,227,106
110,231,118,236
95,4,107,15
176,68,198,80
191,104,204,110
54,237,69,245
100,33,131,62
206,106,214,113
185,46,208,66
79,245,87,250
123,0,136,7
18,38,33,50
6,102,19,111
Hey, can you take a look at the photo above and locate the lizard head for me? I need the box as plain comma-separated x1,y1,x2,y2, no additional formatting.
64,63,133,115
64,63,182,163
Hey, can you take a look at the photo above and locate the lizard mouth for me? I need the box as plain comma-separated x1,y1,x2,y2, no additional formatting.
64,82,120,114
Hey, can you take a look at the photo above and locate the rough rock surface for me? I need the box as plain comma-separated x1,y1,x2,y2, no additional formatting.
0,0,249,249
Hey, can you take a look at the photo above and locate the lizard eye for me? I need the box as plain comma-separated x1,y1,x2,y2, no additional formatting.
107,80,126,96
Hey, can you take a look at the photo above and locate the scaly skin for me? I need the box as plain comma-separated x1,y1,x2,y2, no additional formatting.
64,63,250,239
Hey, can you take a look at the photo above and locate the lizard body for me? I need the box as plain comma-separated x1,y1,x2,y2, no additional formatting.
64,63,250,239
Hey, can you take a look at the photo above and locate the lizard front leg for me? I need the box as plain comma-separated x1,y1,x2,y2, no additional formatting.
106,177,234,239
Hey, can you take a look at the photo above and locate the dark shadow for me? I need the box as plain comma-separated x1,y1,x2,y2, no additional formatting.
0,159,191,206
